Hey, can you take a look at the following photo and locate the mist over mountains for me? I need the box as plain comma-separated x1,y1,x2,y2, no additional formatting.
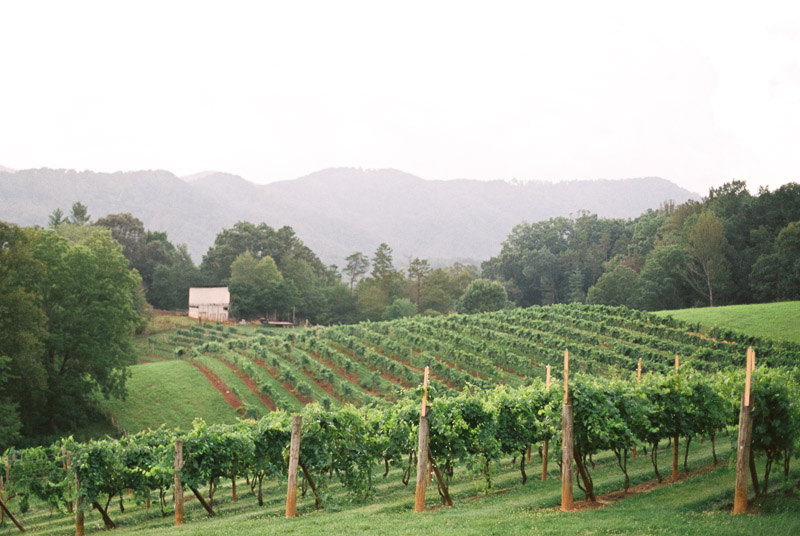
0,166,699,267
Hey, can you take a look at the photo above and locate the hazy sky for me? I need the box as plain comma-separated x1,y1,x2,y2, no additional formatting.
1,1,798,194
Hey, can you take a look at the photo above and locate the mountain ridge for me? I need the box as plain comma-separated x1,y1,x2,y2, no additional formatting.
0,166,700,267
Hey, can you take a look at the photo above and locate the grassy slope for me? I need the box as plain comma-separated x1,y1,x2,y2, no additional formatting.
101,360,239,433
657,301,800,344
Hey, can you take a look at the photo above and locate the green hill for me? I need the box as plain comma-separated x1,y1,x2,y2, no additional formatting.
101,360,240,433
657,301,800,344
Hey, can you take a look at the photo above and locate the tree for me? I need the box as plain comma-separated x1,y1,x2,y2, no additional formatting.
355,278,388,320
95,213,147,270
201,222,278,284
482,217,574,306
418,263,478,314
407,258,431,305
371,243,395,280
456,279,508,314
567,268,586,303
750,221,800,301
0,223,46,448
29,228,141,433
382,298,417,320
586,264,639,307
229,252,284,319
634,245,691,310
343,252,369,294
201,222,327,285
0,356,21,452
148,244,201,310
69,201,91,225
48,208,65,229
684,211,731,307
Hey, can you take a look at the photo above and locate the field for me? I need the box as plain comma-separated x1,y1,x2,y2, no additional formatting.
657,301,800,344
100,360,240,433
3,303,799,535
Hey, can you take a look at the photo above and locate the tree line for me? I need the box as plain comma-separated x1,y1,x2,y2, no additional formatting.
47,205,505,324
483,181,800,310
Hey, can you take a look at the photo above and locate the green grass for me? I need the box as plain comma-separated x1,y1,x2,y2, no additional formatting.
100,360,240,434
657,301,800,344
7,434,800,535
198,355,272,416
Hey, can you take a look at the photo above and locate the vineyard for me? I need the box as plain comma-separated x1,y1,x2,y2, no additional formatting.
2,304,799,534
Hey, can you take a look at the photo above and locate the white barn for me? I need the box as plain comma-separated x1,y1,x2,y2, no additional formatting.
188,287,230,322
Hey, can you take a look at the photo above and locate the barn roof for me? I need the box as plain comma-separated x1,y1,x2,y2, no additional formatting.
189,287,230,305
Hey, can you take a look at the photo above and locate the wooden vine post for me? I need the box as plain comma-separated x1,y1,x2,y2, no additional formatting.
733,347,755,515
542,364,551,480
0,487,26,534
414,366,430,513
285,415,303,518
561,350,574,511
672,355,680,482
174,439,184,526
61,447,73,514
0,453,23,533
75,473,84,536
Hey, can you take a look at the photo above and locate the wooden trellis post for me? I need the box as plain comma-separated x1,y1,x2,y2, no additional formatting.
561,350,573,511
542,364,551,480
75,473,84,536
672,355,680,482
174,440,184,526
286,415,303,518
414,366,430,513
0,455,22,533
0,495,25,533
733,348,755,515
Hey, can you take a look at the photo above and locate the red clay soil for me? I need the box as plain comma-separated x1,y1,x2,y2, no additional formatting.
191,362,244,411
295,368,348,403
251,357,313,405
369,345,460,390
138,352,173,364
437,355,484,380
687,331,735,345
309,349,390,395
328,345,413,389
214,358,277,411
560,461,724,512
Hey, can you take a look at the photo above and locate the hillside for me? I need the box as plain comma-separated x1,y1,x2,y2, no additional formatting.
0,167,699,266
114,304,798,433
657,301,800,344
8,304,800,535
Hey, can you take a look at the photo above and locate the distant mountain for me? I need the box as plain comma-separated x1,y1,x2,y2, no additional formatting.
0,167,700,267
0,165,14,173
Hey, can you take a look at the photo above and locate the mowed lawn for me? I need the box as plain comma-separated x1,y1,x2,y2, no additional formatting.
101,359,239,433
657,301,800,344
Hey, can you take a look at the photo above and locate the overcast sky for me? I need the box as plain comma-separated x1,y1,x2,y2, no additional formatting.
1,1,798,195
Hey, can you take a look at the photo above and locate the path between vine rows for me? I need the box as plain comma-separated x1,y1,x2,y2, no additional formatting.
214,358,277,411
191,361,244,410
327,344,413,389
443,461,727,513
251,357,313,405
562,461,724,511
